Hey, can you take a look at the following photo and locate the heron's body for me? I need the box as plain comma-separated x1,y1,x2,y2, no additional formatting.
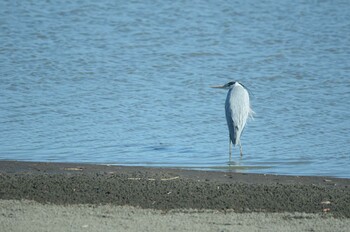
212,81,253,159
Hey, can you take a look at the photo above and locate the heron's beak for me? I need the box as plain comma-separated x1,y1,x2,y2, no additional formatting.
210,85,225,89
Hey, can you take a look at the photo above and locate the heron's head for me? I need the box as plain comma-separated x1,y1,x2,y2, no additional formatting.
211,81,237,89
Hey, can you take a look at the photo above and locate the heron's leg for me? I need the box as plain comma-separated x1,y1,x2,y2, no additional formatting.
229,139,232,161
239,141,243,157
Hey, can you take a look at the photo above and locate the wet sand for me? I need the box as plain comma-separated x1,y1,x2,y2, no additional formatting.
1,161,350,231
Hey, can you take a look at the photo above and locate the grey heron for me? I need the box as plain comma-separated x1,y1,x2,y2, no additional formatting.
212,81,254,160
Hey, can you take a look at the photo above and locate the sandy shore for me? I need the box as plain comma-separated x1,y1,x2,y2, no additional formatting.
2,199,350,232
1,161,350,231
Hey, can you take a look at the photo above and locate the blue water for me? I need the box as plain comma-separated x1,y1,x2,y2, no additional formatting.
1,0,350,178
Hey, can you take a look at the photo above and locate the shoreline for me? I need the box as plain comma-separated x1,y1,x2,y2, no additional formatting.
1,160,350,231
1,160,349,217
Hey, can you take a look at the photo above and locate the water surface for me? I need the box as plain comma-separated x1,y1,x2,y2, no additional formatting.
1,0,350,177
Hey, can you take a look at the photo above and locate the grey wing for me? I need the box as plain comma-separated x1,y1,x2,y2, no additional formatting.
225,96,237,145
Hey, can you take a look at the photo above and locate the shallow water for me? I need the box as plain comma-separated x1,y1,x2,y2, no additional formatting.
1,0,350,177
